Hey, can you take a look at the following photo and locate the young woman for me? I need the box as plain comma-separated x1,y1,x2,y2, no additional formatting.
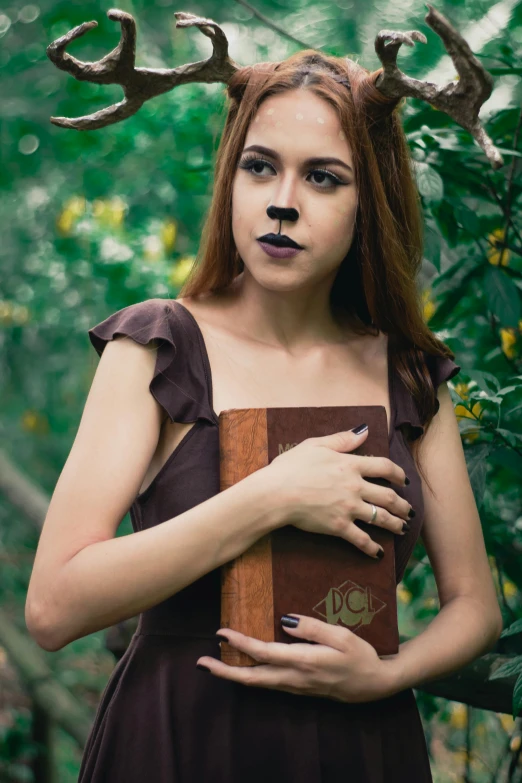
26,50,502,782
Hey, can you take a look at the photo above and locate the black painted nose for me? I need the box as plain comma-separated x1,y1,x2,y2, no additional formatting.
267,205,299,222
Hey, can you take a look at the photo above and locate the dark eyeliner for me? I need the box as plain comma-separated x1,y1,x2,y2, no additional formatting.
237,154,346,187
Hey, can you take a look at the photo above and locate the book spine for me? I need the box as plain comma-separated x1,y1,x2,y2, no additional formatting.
219,411,260,666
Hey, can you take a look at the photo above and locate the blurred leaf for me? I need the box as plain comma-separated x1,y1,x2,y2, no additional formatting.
513,672,522,719
454,204,481,237
489,655,522,681
464,370,501,394
485,266,521,328
501,618,522,638
423,224,441,271
465,443,490,510
431,199,460,247
415,162,444,204
489,446,522,474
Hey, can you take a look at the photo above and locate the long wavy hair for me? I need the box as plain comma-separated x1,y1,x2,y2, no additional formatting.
178,49,458,487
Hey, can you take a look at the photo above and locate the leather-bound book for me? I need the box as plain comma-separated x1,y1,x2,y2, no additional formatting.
219,406,398,667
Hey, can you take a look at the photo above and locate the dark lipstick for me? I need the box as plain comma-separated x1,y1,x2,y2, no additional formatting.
257,233,303,249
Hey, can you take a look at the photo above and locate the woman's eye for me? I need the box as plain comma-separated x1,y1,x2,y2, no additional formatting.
238,157,343,189
309,171,337,187
248,160,271,176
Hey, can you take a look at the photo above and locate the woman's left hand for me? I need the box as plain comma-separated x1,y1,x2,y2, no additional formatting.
196,614,398,703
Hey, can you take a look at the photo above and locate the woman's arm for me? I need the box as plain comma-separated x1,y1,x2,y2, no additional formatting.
25,337,286,652
381,382,503,695
34,468,283,653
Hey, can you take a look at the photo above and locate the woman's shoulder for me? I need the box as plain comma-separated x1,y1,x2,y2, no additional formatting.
88,298,176,357
392,342,462,441
87,297,216,426
422,349,461,389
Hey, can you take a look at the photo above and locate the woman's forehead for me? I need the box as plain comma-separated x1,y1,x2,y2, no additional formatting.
245,95,352,163
252,90,338,125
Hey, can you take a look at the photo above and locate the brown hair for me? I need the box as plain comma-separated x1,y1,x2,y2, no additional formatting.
178,49,457,487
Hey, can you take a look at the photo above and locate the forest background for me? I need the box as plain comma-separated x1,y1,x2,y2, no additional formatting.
1,0,522,780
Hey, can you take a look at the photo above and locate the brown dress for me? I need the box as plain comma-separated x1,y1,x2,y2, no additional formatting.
79,297,461,783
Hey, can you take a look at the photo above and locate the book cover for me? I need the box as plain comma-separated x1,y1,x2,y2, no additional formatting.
219,406,398,666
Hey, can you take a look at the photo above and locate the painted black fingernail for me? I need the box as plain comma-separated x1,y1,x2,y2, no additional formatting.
351,422,368,435
216,633,229,643
408,508,415,518
196,663,211,672
376,548,385,559
281,615,300,628
402,521,411,532
405,476,411,485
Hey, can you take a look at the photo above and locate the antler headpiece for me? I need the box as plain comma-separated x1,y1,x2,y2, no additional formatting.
46,4,504,169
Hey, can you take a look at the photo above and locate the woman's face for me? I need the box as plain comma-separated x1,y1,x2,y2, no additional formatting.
231,88,358,291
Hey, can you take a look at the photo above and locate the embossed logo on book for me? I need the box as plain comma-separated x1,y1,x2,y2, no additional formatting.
278,442,299,454
313,580,387,630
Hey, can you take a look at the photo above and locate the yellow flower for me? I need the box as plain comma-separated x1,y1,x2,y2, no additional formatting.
452,749,468,764
68,195,86,217
56,211,74,234
168,255,196,288
93,196,127,229
454,382,470,401
13,305,29,325
489,555,499,575
499,713,516,733
0,300,13,324
455,399,482,442
143,235,163,262
503,580,517,598
21,410,49,435
161,219,177,253
510,735,521,752
500,328,517,359
487,228,510,266
397,585,412,604
455,401,482,421
421,288,436,323
423,596,438,609
56,196,86,235
450,703,468,729
0,302,29,325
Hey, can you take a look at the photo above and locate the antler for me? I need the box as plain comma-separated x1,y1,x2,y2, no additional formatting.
46,9,241,130
373,3,504,169
48,5,504,169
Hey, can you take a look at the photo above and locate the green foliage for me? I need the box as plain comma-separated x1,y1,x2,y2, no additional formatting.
1,0,522,778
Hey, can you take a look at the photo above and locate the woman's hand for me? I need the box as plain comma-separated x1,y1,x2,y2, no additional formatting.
264,425,414,560
196,614,398,703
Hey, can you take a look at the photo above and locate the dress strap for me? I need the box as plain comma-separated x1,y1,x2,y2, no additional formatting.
392,349,461,440
88,298,216,425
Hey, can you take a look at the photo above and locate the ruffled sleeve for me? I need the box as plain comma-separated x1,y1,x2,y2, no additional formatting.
393,350,461,441
88,298,216,425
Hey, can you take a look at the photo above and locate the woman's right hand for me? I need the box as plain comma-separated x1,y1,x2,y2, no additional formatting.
265,424,414,559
